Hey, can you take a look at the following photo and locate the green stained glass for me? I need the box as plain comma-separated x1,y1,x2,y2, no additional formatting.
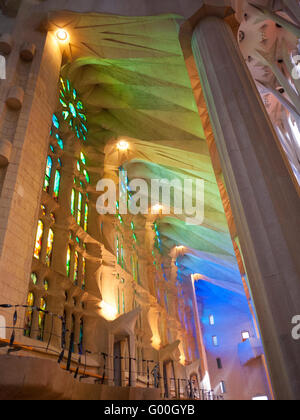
71,189,75,215
77,192,82,225
83,169,90,184
60,98,68,108
84,204,88,232
31,273,38,285
44,156,52,192
53,170,61,199
59,77,87,141
80,152,86,165
66,246,71,277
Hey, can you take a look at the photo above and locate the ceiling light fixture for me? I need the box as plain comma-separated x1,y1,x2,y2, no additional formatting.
117,140,129,151
56,29,69,43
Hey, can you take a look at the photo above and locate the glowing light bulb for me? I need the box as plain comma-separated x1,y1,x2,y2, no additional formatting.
117,140,129,151
56,29,69,42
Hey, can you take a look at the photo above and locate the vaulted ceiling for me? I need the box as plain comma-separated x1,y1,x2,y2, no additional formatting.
48,11,243,295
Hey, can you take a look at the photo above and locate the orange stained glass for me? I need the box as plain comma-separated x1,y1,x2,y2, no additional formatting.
24,292,34,337
45,228,54,267
34,220,44,259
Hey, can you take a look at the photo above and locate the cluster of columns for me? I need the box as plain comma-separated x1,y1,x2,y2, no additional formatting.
190,7,300,400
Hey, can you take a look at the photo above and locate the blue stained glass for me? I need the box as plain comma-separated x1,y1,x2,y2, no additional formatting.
77,101,84,110
60,99,68,108
73,89,77,100
62,111,69,120
79,113,87,121
56,134,64,150
69,103,77,118
52,114,60,129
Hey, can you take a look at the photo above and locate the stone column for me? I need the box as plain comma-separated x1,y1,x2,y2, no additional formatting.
0,1,62,314
191,15,300,400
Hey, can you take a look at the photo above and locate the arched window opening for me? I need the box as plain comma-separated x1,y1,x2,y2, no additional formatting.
37,297,47,341
44,156,52,192
45,228,54,267
34,220,44,259
24,292,35,337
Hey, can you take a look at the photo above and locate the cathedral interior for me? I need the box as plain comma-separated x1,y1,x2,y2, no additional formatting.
0,0,299,401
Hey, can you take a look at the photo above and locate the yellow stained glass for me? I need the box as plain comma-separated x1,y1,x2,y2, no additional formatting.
34,220,44,259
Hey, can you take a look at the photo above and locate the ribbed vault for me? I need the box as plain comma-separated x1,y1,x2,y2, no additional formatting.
49,11,243,293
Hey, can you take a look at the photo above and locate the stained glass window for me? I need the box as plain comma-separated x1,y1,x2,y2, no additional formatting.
59,77,87,141
80,152,86,165
44,279,49,291
53,170,61,200
52,114,60,129
77,192,82,225
83,169,90,184
74,251,79,285
82,257,86,290
71,189,75,216
84,203,88,232
56,134,64,150
79,319,84,355
44,156,52,192
34,220,44,259
31,272,38,285
122,290,125,314
121,245,124,269
45,228,54,267
37,298,47,341
116,237,120,265
66,246,71,277
24,292,34,337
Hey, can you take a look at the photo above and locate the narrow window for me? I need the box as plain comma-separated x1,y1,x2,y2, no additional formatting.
217,358,223,369
34,220,44,259
220,381,226,394
242,331,250,342
212,336,218,347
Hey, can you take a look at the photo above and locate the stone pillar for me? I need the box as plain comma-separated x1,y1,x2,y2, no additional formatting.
191,15,300,400
0,1,62,316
